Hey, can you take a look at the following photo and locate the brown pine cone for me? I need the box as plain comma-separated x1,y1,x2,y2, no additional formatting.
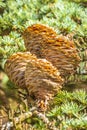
25,58,64,110
23,24,80,77
5,52,64,111
4,52,37,88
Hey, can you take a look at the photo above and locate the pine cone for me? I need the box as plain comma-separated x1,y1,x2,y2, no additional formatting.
23,24,80,77
25,58,63,99
4,52,37,88
5,52,64,111
25,58,64,110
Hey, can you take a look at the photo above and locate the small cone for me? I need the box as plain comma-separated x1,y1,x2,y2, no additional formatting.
25,58,64,110
4,52,37,88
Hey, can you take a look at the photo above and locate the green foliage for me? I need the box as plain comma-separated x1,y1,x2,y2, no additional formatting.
0,1,6,8
0,0,87,35
53,91,72,104
64,114,87,129
61,102,84,116
73,90,87,104
70,0,87,3
47,90,87,129
0,31,25,59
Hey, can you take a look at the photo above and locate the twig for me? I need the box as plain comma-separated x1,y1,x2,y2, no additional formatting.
35,111,58,130
1,111,32,130
1,107,58,130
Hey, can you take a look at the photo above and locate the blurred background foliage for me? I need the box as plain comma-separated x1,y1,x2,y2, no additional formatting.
0,0,87,130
